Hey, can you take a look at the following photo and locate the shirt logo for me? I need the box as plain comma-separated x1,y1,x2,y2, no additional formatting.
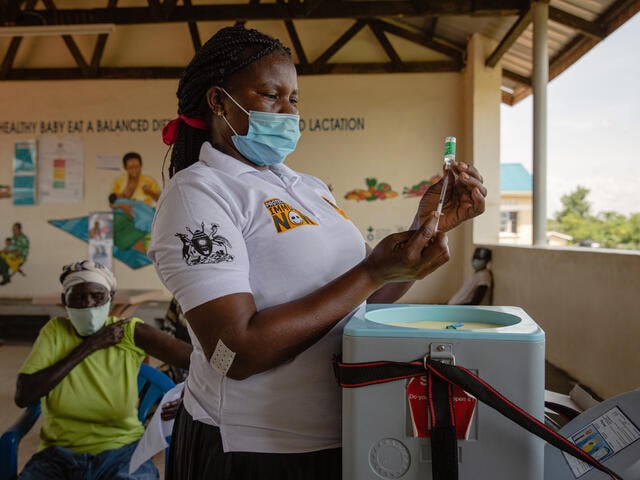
176,222,234,265
263,198,318,233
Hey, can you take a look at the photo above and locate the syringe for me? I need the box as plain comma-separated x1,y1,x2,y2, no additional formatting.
434,136,456,232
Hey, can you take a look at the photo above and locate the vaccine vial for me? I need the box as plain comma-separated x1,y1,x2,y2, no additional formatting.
444,136,456,168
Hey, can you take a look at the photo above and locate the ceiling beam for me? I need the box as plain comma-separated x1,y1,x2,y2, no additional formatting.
313,20,366,65
61,34,91,75
486,9,531,67
39,0,91,76
0,37,21,79
183,0,201,51
601,0,640,35
2,1,529,25
502,68,531,86
284,20,309,67
368,20,402,68
373,19,464,61
548,6,605,39
547,0,640,86
1,60,462,80
91,0,118,71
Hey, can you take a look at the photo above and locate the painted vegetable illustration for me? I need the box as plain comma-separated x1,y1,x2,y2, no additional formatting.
344,178,399,201
402,174,442,197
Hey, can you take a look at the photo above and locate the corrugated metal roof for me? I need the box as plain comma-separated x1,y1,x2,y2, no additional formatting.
501,163,533,192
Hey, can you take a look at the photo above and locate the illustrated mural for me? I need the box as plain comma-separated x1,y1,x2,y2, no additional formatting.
49,151,160,270
343,174,443,202
344,178,399,201
402,174,443,197
0,222,30,286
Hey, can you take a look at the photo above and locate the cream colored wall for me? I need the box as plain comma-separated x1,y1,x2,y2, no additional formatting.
0,79,177,298
0,71,490,302
500,192,533,245
464,34,501,248
491,245,640,399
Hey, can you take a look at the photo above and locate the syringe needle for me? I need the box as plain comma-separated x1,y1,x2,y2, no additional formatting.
433,170,449,232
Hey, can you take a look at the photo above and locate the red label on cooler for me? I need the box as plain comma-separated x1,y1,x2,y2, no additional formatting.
407,375,477,439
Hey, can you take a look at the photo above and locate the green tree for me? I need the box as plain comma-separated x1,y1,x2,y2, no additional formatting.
555,185,591,222
550,186,640,249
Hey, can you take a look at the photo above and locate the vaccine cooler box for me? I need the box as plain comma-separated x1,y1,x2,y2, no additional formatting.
342,304,546,479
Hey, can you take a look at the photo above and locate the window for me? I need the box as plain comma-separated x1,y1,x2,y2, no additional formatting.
500,211,518,233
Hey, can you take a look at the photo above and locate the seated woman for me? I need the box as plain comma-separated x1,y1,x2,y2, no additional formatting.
14,260,192,480
448,247,493,305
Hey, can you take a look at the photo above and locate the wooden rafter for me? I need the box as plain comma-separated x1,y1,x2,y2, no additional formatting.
368,20,402,68
284,20,309,68
91,0,118,71
486,10,532,67
0,37,21,79
372,19,464,62
503,0,640,105
3,60,461,80
313,20,366,65
39,0,91,75
0,0,635,108
549,6,605,39
183,0,201,51
61,34,90,74
2,1,528,25
0,0,37,79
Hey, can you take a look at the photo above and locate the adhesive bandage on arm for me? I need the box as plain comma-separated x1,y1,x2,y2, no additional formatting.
210,339,237,376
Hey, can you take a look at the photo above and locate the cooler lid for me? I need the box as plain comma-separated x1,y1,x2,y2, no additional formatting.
344,304,544,342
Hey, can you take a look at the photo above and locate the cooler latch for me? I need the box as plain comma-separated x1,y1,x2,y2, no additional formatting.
427,343,455,366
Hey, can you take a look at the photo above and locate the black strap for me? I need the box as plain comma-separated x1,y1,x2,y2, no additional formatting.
334,356,624,480
428,368,458,479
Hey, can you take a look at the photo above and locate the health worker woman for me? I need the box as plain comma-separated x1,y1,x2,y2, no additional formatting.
148,25,487,480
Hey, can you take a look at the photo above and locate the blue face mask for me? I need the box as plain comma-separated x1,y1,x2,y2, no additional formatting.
220,88,301,167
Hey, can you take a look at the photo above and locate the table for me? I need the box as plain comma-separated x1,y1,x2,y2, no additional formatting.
32,289,170,318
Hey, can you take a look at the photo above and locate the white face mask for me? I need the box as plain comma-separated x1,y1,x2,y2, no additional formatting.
472,259,487,271
66,301,111,336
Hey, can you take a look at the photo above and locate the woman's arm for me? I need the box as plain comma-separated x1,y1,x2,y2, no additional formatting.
187,213,449,381
15,319,130,408
134,322,192,370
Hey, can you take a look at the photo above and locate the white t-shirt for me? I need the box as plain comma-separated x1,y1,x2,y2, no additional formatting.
148,143,366,453
447,268,492,305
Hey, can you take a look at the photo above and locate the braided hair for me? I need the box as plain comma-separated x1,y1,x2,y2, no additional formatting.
169,25,292,177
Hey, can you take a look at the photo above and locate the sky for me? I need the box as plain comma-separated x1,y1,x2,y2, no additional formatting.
500,13,640,218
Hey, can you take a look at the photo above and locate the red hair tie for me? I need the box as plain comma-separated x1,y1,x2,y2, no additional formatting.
162,114,208,145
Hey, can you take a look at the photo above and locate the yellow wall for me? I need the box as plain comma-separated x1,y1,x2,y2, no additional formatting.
0,69,495,301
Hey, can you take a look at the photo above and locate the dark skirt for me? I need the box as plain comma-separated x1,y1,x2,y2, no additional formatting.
168,404,342,480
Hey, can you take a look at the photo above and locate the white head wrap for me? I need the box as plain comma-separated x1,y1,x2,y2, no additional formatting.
60,260,117,294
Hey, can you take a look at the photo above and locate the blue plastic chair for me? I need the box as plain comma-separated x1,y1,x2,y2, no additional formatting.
0,363,175,480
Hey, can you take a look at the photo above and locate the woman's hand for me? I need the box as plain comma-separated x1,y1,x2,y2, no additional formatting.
160,398,182,421
364,213,450,285
85,318,129,350
414,161,487,233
